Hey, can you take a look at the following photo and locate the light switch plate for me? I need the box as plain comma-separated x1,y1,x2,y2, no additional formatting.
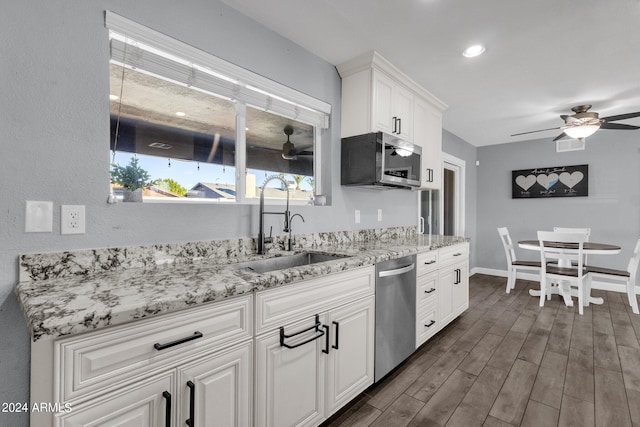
25,201,53,232
355,210,361,224
377,209,382,221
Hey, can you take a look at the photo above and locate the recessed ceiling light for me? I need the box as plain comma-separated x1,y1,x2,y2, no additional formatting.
175,111,186,117
462,45,485,58
109,94,119,101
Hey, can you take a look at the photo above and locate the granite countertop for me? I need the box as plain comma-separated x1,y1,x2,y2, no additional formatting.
16,233,468,342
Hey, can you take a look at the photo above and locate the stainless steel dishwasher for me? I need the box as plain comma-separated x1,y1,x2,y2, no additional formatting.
375,255,416,382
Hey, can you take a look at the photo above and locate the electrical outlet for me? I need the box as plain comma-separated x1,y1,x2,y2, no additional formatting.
378,209,382,221
61,205,86,235
355,209,360,224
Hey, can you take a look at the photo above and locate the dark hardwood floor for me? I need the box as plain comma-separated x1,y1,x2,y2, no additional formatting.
322,274,640,427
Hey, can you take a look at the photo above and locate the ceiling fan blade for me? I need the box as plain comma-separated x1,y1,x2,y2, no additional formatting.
600,122,640,130
511,127,561,137
601,112,640,122
553,132,569,141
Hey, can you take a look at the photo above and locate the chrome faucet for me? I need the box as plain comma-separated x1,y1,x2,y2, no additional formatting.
287,213,305,251
258,175,290,255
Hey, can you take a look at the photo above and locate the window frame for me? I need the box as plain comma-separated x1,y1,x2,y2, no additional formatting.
105,10,330,204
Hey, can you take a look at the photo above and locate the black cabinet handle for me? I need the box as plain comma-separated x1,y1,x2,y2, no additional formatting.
154,332,203,351
392,116,398,133
424,260,436,265
332,321,340,350
322,324,330,354
428,169,434,182
425,320,436,328
425,288,436,294
186,381,195,427
280,315,325,350
397,118,402,134
163,391,172,427
454,268,461,284
453,252,462,257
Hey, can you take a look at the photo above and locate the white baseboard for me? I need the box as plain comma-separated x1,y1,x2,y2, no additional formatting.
472,268,638,294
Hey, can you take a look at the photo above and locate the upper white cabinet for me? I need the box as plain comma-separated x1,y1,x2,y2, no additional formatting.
337,51,447,190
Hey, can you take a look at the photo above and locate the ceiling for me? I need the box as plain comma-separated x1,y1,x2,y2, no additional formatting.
220,0,640,147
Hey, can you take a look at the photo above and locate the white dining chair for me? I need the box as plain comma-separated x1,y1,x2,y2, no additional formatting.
538,230,589,314
498,227,542,293
587,238,640,314
553,227,591,265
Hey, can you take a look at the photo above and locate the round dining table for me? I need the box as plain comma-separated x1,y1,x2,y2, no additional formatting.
518,240,621,307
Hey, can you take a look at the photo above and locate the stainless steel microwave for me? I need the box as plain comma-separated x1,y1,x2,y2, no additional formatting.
341,132,421,188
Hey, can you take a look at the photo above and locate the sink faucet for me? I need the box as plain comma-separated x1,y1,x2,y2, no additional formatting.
288,213,305,251
258,175,290,255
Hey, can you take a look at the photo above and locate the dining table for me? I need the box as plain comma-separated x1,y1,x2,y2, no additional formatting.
518,240,621,307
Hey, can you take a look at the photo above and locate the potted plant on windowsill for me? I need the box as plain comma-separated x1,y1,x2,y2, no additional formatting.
110,157,151,202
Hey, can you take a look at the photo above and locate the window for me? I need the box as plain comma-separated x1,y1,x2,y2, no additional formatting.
106,11,330,203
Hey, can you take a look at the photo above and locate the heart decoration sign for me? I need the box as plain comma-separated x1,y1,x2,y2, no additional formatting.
512,164,588,198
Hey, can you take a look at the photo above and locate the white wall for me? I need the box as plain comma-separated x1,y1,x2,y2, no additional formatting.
476,131,640,273
0,1,418,424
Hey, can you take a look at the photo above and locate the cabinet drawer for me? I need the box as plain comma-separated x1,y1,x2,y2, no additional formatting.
417,271,438,306
416,250,438,276
416,301,438,347
255,266,375,335
439,243,469,267
56,295,252,403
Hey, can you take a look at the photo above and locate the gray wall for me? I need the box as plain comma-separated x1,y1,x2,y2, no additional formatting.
442,130,478,268
476,131,640,273
0,1,418,425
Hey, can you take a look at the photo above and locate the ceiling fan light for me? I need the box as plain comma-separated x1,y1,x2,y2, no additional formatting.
564,124,600,139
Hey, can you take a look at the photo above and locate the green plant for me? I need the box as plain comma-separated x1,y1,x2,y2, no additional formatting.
153,178,187,196
110,157,151,191
292,174,304,190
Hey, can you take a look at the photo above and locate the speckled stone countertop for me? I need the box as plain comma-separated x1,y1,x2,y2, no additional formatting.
16,229,468,342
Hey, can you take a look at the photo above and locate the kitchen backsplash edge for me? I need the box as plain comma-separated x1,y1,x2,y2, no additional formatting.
19,226,420,282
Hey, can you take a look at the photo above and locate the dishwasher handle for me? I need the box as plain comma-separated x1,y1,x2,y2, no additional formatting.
378,263,415,278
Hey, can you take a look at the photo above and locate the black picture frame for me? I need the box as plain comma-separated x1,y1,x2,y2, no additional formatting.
512,164,588,199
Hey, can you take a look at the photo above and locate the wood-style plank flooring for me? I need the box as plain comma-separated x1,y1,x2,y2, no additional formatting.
321,274,640,427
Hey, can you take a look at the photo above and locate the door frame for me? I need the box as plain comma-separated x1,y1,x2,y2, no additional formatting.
440,152,465,236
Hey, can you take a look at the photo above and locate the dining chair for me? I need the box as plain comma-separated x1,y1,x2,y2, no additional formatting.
553,227,591,265
587,238,640,314
538,230,589,314
498,227,542,293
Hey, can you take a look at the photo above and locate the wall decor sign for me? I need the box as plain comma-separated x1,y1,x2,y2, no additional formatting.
512,164,588,198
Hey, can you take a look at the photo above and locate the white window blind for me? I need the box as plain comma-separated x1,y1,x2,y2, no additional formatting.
106,11,330,129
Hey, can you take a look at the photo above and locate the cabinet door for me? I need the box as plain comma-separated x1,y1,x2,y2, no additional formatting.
372,71,395,134
395,85,414,142
414,96,442,190
325,296,375,416
452,262,469,318
178,341,252,427
255,315,327,427
438,265,456,327
56,373,175,427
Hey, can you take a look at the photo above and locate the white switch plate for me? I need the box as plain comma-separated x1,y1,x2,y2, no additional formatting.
355,209,360,224
61,205,86,234
25,201,53,232
377,209,382,221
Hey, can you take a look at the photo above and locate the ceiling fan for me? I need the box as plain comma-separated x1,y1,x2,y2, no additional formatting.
281,125,313,160
511,105,640,142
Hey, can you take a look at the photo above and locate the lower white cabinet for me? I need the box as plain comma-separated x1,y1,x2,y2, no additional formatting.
254,267,375,427
31,295,253,427
439,261,469,326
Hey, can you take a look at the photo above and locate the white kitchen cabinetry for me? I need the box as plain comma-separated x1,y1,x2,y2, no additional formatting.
414,96,443,190
337,51,447,189
438,244,470,326
254,266,375,427
32,295,253,427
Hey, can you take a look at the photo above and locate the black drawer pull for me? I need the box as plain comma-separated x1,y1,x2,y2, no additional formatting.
425,320,436,328
424,260,436,265
453,252,462,256
154,331,203,351
424,288,436,294
163,391,172,427
332,321,340,350
186,381,195,427
280,315,325,349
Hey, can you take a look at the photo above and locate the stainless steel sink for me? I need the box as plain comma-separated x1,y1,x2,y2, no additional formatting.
231,252,348,274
